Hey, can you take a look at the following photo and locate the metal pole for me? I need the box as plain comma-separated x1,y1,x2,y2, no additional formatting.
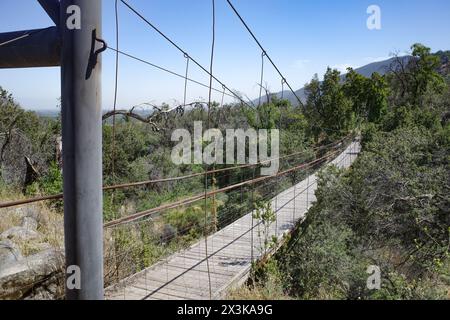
60,0,104,300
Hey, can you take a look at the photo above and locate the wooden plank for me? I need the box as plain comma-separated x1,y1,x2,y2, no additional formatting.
131,281,204,300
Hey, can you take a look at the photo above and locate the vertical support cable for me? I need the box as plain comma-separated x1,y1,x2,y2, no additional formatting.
183,53,190,106
211,173,217,232
251,166,255,263
220,84,226,108
347,140,350,167
293,169,296,224
216,84,226,126
275,175,278,237
306,174,310,209
240,170,244,203
145,269,149,297
202,0,215,300
182,52,190,294
275,78,284,237
111,0,119,183
111,0,121,285
258,51,266,107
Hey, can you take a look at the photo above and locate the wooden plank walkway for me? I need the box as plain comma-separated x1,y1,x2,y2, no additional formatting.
105,140,361,300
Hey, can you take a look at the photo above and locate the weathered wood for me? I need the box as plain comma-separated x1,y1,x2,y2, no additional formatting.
105,141,360,300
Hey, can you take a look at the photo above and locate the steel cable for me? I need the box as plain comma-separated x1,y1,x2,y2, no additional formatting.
0,136,351,209
119,0,254,109
225,0,305,108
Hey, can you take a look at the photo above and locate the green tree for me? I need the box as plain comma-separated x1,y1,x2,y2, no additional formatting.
388,43,445,108
409,43,446,106
343,69,389,124
304,68,354,139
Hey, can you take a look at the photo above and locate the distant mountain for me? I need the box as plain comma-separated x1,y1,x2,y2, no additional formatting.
348,56,411,78
35,109,60,118
435,50,450,76
256,56,412,106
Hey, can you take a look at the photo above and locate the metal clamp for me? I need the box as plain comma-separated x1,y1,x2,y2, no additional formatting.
94,37,108,57
86,29,107,79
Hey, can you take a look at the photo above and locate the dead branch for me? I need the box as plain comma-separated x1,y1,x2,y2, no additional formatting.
102,109,160,131
102,102,202,131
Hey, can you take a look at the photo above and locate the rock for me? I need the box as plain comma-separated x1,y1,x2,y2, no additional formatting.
0,226,41,243
0,131,33,187
24,156,39,186
21,216,38,231
0,248,64,299
15,206,40,222
24,277,63,300
0,240,23,268
32,242,52,252
24,287,55,300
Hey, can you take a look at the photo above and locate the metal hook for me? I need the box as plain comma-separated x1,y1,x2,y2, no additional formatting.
94,37,108,57
86,29,108,79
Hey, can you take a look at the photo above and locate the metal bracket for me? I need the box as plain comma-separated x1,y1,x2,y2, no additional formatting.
94,37,108,57
86,29,107,79
0,27,61,68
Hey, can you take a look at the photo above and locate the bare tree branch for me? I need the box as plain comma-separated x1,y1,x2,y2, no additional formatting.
102,102,204,131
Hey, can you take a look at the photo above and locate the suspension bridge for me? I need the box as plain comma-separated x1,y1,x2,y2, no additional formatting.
104,139,360,300
1,0,361,300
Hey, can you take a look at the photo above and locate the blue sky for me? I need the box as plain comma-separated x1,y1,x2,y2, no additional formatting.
0,0,449,110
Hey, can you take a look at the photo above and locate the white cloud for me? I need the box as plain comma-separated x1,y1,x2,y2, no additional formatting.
293,59,311,69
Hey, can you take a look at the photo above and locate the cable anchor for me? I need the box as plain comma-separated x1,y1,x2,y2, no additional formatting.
86,30,108,78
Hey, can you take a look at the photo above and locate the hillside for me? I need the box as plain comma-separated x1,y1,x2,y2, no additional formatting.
263,52,449,107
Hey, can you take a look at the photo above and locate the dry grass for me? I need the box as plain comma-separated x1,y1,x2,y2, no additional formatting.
0,189,64,257
0,188,25,233
227,275,291,300
0,209,21,234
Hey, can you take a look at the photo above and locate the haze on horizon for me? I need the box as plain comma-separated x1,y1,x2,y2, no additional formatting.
0,0,449,111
